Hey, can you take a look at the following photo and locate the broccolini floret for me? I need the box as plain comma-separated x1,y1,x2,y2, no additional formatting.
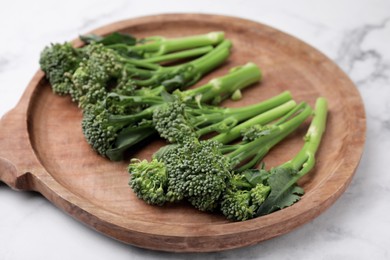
129,158,168,206
221,174,271,221
39,42,83,95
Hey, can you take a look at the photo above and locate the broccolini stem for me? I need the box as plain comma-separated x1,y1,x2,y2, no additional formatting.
122,58,162,70
236,103,313,171
227,102,313,168
132,31,225,55
185,62,261,103
282,98,328,177
212,100,297,144
225,91,292,116
189,40,232,78
194,91,293,137
130,40,231,89
254,98,328,217
107,106,157,124
141,45,214,63
124,65,155,78
106,93,165,107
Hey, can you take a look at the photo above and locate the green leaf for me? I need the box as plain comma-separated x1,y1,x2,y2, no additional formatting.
80,32,136,45
243,169,270,186
99,32,136,45
256,167,304,216
160,90,175,103
161,75,185,92
106,125,155,161
79,34,103,43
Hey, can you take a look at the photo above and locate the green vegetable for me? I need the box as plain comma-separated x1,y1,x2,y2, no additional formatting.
152,62,275,143
152,91,292,144
220,98,328,221
81,63,265,161
39,33,231,109
39,42,84,95
81,31,225,59
73,40,231,108
128,101,312,211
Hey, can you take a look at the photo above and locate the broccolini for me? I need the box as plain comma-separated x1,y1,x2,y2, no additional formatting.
81,62,266,161
128,101,313,211
39,32,231,109
220,98,328,221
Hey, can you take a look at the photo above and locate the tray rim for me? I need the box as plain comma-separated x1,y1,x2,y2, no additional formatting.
0,13,366,252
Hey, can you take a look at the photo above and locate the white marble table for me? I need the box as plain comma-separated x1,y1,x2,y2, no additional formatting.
1,0,389,259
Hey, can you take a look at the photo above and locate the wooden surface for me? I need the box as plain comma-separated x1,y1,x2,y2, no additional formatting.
0,14,366,252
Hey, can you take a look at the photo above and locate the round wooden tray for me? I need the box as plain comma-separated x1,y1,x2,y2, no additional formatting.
0,14,366,252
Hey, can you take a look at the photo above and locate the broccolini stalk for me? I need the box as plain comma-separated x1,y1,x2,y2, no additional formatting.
220,98,328,221
211,100,299,145
141,45,213,63
220,102,313,170
194,92,293,137
128,31,225,57
178,61,261,103
133,39,232,91
256,97,328,216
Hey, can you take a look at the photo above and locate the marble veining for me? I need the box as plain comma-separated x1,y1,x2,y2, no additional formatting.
336,17,390,85
1,0,390,259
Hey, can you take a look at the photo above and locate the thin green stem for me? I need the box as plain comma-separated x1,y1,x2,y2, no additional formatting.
161,32,225,54
107,106,156,124
282,98,328,177
141,46,213,63
227,103,313,168
212,100,297,144
194,92,292,137
195,91,292,128
131,32,225,55
189,42,231,77
122,58,162,70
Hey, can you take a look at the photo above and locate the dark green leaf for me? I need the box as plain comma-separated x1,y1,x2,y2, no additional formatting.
162,75,185,92
243,169,270,186
256,167,304,216
79,34,103,43
99,32,136,45
106,125,155,161
160,90,175,103
80,32,136,45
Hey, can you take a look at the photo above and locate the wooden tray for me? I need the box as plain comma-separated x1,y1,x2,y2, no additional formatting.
0,14,366,252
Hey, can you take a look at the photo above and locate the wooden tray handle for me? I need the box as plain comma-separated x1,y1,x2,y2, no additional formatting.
0,157,31,190
0,108,35,191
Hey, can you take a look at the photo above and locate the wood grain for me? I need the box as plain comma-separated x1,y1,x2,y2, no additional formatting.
0,14,366,252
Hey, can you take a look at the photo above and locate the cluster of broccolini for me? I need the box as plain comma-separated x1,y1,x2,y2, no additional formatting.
81,62,268,161
128,99,320,212
220,98,328,220
40,31,230,109
39,31,329,221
